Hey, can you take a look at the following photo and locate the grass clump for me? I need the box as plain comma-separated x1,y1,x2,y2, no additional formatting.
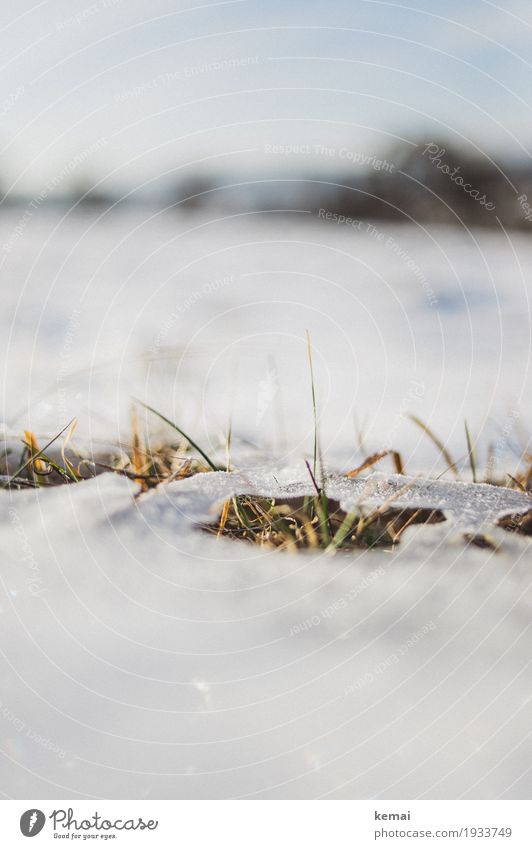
0,338,529,555
204,452,445,554
0,404,216,492
203,493,446,552
497,510,532,537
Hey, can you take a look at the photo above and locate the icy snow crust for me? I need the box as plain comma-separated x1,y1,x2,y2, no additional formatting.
0,470,530,799
165,465,532,530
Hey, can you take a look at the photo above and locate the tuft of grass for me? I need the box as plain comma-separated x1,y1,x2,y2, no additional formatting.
0,405,215,491
204,490,446,553
497,509,532,536
206,470,445,553
1,330,529,563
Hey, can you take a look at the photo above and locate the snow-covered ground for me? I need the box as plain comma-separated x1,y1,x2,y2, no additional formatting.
0,469,531,799
0,207,530,799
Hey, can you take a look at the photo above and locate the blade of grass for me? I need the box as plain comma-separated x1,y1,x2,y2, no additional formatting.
346,450,391,478
305,459,331,546
392,451,404,475
60,418,79,481
24,431,46,481
131,404,145,479
326,511,358,552
225,417,232,473
301,515,319,548
306,330,318,478
464,420,477,482
408,414,460,479
506,473,528,493
317,440,333,543
304,459,322,499
346,449,405,478
134,399,218,471
217,499,231,537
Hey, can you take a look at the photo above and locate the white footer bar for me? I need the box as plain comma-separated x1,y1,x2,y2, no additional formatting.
1,800,530,847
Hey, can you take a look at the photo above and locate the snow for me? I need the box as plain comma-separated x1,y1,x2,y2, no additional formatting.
0,207,530,471
0,470,530,799
0,207,530,799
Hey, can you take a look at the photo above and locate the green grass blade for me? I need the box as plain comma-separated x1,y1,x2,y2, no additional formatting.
304,459,331,546
134,399,218,471
306,330,318,478
315,494,331,547
317,440,333,543
32,451,76,483
326,511,358,552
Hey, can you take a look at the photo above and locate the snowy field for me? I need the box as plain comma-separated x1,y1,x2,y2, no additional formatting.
1,206,530,466
0,207,530,799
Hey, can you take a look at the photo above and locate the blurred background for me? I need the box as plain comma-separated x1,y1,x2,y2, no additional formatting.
0,0,531,473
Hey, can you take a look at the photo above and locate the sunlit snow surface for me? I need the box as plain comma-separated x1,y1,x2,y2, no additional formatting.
0,208,531,799
0,470,530,799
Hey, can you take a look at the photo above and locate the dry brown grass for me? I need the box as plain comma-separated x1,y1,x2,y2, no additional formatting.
1,403,530,550
0,406,214,492
203,494,446,553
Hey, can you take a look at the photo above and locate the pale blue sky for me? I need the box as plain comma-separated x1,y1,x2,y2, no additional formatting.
1,0,532,196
